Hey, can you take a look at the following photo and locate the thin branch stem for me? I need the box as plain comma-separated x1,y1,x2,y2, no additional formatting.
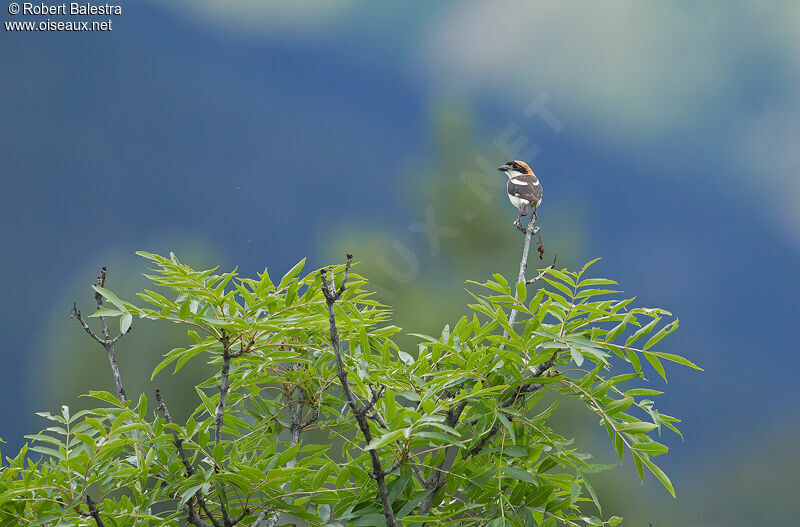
418,400,467,517
526,256,557,285
464,351,559,458
321,254,400,527
70,267,129,403
155,389,222,527
506,215,539,337
215,332,232,446
85,495,106,527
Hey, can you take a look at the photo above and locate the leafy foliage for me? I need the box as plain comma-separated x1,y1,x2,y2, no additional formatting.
0,252,700,526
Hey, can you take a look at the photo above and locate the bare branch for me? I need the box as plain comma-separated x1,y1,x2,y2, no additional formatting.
215,332,232,446
320,254,400,527
71,267,128,403
381,460,403,477
506,214,539,334
368,411,388,429
287,385,305,468
251,511,267,527
363,384,386,414
321,253,352,303
85,495,106,527
156,389,221,527
301,405,319,431
70,304,104,344
410,463,426,486
265,366,313,527
526,255,557,285
418,400,467,516
464,351,560,458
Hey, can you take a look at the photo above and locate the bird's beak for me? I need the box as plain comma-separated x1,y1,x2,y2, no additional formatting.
497,165,508,172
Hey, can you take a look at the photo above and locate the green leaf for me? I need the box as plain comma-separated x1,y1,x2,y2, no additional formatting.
120,313,133,334
570,480,581,504
626,317,660,346
643,352,667,382
396,491,430,517
570,348,584,367
516,280,527,303
151,351,181,380
617,421,658,434
179,483,206,508
625,388,663,397
647,351,703,371
504,466,536,483
605,314,631,343
605,397,634,415
493,273,509,291
626,347,642,374
88,308,124,318
85,391,123,407
577,277,617,288
633,441,669,456
278,259,306,291
91,286,126,310
576,289,619,299
175,345,206,374
178,298,191,319
352,514,387,526
583,477,602,514
542,276,574,298
547,268,575,286
643,320,678,349
397,351,415,365
365,428,406,451
640,455,676,497
414,431,465,448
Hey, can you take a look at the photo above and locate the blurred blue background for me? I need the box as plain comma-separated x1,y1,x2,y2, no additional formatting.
2,2,799,524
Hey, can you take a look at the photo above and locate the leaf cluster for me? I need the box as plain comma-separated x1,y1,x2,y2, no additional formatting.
0,254,699,526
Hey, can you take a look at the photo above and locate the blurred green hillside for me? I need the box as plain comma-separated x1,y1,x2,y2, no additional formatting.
324,105,584,347
26,101,799,526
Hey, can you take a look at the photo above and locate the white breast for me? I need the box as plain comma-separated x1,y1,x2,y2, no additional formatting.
508,194,529,210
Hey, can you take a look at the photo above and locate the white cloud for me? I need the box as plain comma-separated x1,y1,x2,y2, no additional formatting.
151,0,355,36
421,0,800,246
422,1,733,139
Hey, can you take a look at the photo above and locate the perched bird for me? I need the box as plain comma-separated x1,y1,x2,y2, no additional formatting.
498,160,542,228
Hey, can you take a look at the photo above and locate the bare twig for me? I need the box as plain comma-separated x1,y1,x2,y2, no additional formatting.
156,389,221,527
70,267,129,403
526,255,557,285
251,510,273,527
506,215,539,335
321,254,400,527
418,400,468,517
85,495,106,527
263,362,318,527
464,351,559,458
71,303,104,345
363,384,386,414
215,332,232,446
368,411,389,429
287,385,305,468
381,460,403,477
251,511,268,527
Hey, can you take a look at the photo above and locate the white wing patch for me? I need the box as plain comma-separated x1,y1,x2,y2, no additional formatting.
513,179,529,186
532,180,539,186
